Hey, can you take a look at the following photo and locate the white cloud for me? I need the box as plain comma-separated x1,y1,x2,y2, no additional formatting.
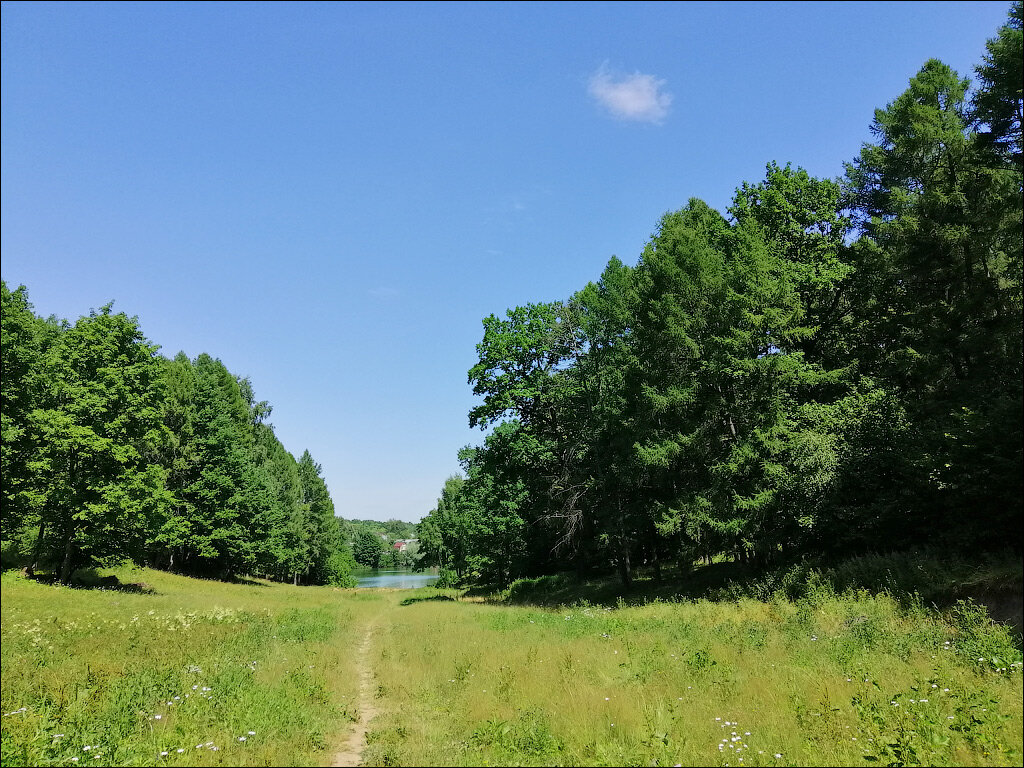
588,64,672,124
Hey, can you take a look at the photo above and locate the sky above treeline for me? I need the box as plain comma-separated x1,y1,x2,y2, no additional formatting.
1,1,1010,522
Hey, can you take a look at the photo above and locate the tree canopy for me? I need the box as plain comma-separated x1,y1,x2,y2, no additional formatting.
0,293,355,587
420,4,1023,587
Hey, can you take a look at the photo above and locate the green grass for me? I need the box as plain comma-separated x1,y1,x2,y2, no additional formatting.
363,588,1022,767
2,554,1021,767
489,550,1023,612
0,565,378,767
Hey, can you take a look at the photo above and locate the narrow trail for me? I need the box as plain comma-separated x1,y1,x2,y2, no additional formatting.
331,619,380,767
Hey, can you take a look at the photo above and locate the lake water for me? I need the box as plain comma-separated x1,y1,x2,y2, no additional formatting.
355,570,439,589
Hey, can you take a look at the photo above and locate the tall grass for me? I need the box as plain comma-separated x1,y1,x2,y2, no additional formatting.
2,555,1021,767
498,550,1023,611
365,585,1022,766
0,566,376,767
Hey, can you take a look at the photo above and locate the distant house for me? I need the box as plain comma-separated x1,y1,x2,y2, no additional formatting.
393,540,408,552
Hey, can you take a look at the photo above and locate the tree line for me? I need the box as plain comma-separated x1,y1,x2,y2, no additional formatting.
1,288,356,586
419,5,1023,587
342,518,421,569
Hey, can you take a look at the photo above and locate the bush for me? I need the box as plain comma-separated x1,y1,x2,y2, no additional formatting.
948,599,1023,672
325,549,358,588
435,568,460,588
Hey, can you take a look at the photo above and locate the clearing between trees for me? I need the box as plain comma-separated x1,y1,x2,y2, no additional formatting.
1,557,1021,767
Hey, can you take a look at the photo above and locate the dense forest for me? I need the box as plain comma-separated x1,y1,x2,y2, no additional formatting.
0,287,358,586
418,5,1023,587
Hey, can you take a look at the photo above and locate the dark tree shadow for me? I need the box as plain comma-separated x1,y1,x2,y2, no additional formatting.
400,594,458,606
466,551,1022,647
467,560,759,609
229,576,270,588
18,568,158,595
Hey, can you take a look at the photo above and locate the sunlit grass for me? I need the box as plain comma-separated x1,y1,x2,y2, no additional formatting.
2,561,1021,767
365,591,1023,766
0,566,377,767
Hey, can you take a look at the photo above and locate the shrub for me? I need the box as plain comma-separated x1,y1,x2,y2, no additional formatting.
435,568,460,588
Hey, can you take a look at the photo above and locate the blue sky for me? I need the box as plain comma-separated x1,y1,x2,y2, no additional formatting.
1,1,1010,522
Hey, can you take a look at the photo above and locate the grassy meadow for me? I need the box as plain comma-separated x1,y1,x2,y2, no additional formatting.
367,587,1022,767
0,566,380,767
2,558,1022,767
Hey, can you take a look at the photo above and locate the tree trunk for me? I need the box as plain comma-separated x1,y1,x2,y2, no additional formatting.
619,540,632,588
678,555,691,577
59,529,76,584
617,496,632,588
25,521,46,577
576,552,588,578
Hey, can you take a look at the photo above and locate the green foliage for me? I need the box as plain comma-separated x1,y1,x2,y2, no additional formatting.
24,304,168,581
323,547,358,588
297,450,345,584
157,353,260,577
1,285,348,587
947,600,1022,673
470,709,562,758
1,282,57,540
352,529,385,569
467,302,564,430
844,49,1023,547
973,2,1023,170
418,476,474,578
434,568,460,588
427,8,1023,591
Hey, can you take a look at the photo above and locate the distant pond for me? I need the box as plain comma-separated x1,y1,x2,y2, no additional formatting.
355,569,439,589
